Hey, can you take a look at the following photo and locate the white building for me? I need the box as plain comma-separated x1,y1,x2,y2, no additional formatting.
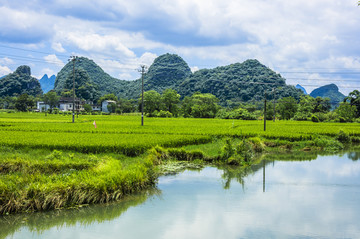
37,97,84,112
101,100,116,113
37,102,50,112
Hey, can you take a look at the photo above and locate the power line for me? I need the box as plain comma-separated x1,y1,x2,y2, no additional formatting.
0,45,70,58
286,78,360,82
280,71,360,74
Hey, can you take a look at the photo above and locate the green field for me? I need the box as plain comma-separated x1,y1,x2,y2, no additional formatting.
1,112,360,214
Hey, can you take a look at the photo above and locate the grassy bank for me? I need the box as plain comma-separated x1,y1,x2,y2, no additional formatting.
0,147,157,214
1,112,360,214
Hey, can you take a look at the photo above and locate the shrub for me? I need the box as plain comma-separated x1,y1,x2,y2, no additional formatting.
158,110,172,118
236,139,253,162
313,136,344,151
248,137,265,152
311,115,319,122
336,130,350,143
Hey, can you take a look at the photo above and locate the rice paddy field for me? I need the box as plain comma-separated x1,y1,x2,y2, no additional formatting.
1,112,360,214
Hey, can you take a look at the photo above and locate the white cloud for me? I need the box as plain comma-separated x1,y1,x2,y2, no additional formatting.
52,42,66,53
0,65,12,76
0,0,359,95
62,32,136,59
190,66,199,73
139,52,157,66
44,54,64,67
0,57,14,65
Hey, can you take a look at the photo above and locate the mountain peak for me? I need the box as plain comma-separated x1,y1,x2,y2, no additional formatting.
296,84,307,94
39,74,56,93
15,65,31,76
145,53,192,91
310,83,345,107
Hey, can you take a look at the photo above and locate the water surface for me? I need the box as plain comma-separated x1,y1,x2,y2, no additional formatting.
2,151,360,239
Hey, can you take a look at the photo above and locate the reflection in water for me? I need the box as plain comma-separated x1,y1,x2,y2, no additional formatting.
348,151,360,161
2,151,360,239
263,160,265,192
0,188,160,239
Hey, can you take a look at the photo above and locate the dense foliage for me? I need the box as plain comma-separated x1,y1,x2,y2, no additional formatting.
144,53,192,91
62,67,100,102
0,66,42,97
178,59,303,105
53,55,305,106
344,90,360,117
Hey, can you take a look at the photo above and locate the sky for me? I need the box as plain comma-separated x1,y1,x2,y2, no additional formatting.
0,0,359,95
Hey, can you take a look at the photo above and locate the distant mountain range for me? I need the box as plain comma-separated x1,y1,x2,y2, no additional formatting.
39,74,56,93
296,84,307,94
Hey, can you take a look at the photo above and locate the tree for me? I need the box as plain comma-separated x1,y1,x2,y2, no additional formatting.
0,96,17,109
142,90,162,114
83,104,92,113
312,97,331,113
118,98,136,113
162,89,180,116
107,102,117,113
97,93,118,105
293,95,314,120
277,96,298,120
336,102,357,122
182,92,219,118
15,94,34,112
43,91,60,110
344,90,360,117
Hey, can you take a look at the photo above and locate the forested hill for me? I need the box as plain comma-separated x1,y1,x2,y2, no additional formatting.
177,59,303,103
310,84,345,106
54,57,130,97
145,53,192,91
53,54,304,104
0,65,42,97
120,53,193,100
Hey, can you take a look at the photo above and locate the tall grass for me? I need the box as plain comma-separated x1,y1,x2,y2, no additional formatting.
0,148,157,214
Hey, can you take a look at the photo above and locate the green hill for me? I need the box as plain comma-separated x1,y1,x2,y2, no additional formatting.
177,59,303,103
310,84,345,107
0,65,42,97
122,53,193,100
54,57,131,97
53,55,304,105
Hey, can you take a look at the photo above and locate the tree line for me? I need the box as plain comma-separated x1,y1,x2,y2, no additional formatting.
97,89,360,122
1,88,359,123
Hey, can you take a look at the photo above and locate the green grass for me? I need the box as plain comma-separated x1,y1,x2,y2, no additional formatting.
0,147,157,214
1,112,360,214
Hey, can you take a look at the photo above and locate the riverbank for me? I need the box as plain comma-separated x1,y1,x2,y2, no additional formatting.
1,113,360,214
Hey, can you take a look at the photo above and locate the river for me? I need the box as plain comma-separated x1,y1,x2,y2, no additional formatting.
1,151,360,239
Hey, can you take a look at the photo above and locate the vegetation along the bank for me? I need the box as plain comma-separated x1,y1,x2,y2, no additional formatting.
1,113,360,215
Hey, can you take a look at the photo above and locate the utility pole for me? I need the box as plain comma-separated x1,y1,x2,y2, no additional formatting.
263,160,266,192
139,65,147,126
69,56,78,123
264,92,267,131
272,88,276,122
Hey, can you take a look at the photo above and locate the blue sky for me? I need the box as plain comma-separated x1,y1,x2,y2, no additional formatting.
0,0,359,95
